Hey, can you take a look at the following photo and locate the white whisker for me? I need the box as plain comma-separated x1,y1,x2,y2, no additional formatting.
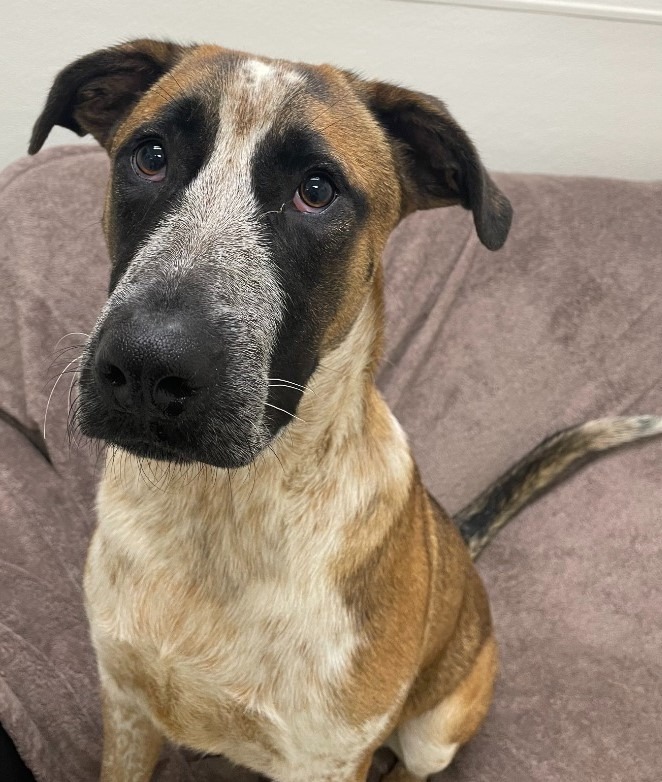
258,202,286,219
267,377,316,395
67,366,79,412
267,377,306,390
43,355,83,441
53,332,90,351
268,383,306,392
264,401,306,424
66,364,81,447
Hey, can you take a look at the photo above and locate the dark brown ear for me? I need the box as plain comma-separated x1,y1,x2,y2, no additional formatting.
360,80,512,250
29,39,187,154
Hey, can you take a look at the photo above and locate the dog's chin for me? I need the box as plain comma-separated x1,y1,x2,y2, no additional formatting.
113,438,263,469
78,415,272,471
106,437,199,466
94,431,270,470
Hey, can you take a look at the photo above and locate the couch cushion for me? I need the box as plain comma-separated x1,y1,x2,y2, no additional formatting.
381,176,662,782
0,145,660,782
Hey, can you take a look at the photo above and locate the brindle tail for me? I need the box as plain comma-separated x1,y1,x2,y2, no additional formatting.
456,415,662,560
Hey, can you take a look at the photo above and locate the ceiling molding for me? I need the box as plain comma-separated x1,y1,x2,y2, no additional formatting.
390,0,662,25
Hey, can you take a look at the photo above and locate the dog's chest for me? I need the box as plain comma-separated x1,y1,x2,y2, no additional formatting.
87,496,386,778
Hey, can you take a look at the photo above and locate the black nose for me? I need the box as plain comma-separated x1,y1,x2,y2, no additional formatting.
94,309,211,419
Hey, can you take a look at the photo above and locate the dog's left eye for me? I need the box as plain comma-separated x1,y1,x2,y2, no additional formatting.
293,173,336,213
132,140,167,182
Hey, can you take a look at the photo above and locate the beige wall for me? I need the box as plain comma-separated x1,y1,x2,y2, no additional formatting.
1,0,660,178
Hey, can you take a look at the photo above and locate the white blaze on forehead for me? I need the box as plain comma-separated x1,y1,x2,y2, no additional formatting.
245,58,276,87
244,58,303,90
215,58,303,153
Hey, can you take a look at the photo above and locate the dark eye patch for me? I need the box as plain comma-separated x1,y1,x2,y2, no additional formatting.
251,124,371,428
253,127,356,205
106,95,218,291
251,125,368,292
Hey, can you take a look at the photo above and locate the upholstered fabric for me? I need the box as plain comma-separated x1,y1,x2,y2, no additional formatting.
1,146,660,782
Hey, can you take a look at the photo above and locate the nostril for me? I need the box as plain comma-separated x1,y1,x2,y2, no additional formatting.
102,363,127,388
153,375,195,418
96,357,134,409
155,376,194,400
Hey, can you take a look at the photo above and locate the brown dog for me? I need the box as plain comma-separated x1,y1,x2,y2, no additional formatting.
30,40,662,782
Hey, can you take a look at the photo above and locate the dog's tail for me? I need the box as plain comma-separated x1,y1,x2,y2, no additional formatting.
456,415,662,560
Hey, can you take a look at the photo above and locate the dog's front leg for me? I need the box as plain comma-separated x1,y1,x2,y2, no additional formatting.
99,681,162,782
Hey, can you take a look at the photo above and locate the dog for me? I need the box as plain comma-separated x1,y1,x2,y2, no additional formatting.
30,39,662,782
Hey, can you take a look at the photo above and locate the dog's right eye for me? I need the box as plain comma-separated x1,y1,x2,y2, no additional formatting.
132,141,167,182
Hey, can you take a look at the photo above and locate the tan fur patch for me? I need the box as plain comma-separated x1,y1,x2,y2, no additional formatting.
301,69,402,352
389,636,497,778
110,45,224,153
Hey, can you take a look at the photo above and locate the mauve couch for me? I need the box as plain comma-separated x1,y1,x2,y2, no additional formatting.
0,145,661,782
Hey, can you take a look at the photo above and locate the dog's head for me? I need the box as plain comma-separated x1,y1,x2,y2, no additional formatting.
31,40,512,468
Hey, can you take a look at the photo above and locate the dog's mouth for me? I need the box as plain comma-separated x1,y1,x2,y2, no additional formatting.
79,408,270,469
75,346,304,470
77,386,273,470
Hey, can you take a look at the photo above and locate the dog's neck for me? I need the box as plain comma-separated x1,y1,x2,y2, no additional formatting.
284,278,385,457
100,277,413,545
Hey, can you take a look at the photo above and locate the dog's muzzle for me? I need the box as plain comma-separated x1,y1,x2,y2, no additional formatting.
76,297,278,469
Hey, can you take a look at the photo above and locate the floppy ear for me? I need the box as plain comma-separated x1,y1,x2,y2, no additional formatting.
360,80,512,250
29,39,187,154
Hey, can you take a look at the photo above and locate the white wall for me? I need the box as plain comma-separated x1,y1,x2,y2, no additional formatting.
1,0,660,179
